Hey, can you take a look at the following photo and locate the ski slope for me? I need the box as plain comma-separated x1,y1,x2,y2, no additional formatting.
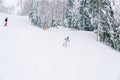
0,13,120,80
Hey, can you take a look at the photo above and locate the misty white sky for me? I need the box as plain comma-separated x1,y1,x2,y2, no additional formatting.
4,0,119,7
3,0,120,15
4,0,53,7
4,0,19,7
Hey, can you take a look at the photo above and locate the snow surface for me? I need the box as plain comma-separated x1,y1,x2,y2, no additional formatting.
0,13,120,80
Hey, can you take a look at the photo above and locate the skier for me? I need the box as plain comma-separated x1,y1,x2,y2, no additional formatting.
43,24,47,30
63,36,70,47
4,17,8,26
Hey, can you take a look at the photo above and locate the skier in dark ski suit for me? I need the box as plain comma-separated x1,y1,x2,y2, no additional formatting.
4,18,8,26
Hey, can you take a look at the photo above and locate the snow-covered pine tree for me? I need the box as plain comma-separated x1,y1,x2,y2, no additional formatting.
111,27,120,51
72,9,79,30
97,0,115,47
52,0,65,27
40,0,49,26
29,0,40,26
49,0,59,27
77,0,93,31
108,0,120,51
22,0,33,15
89,0,99,30
89,0,120,51
64,0,75,28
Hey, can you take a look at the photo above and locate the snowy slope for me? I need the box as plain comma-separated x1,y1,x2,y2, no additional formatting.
0,13,120,80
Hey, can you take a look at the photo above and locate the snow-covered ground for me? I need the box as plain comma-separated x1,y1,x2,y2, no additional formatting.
0,13,120,80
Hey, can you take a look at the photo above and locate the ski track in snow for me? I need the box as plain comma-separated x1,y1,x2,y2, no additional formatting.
0,13,120,80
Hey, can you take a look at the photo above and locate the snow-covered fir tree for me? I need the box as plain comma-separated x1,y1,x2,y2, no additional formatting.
77,0,93,31
95,0,115,48
51,0,65,27
29,0,39,26
111,0,120,51
88,0,120,51
88,0,99,30
64,0,75,28
64,0,94,31
112,27,120,51
22,0,33,15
